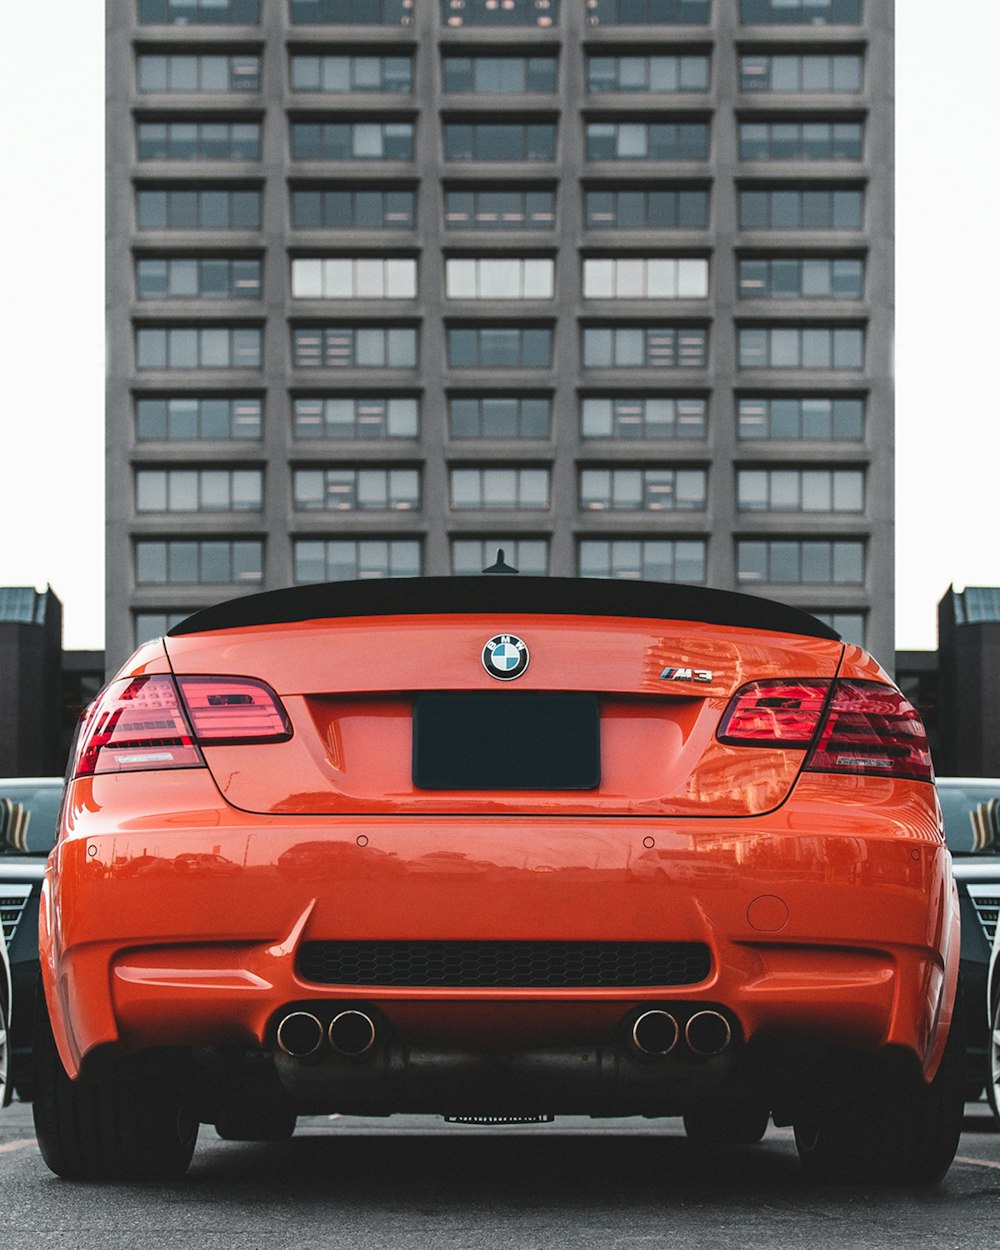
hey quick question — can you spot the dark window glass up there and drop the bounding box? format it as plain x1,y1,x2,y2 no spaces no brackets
289,54,413,92
135,539,263,584
581,395,706,439
738,256,863,299
586,0,709,23
580,466,706,511
137,120,261,161
585,187,708,229
740,53,862,93
444,123,556,161
292,395,418,438
738,187,863,229
136,256,262,299
137,187,261,229
137,53,262,92
293,538,421,583
587,54,709,93
737,538,864,585
739,0,861,24
291,186,414,229
291,122,414,160
446,327,553,368
586,122,709,161
737,326,863,369
738,120,862,161
442,56,557,94
136,326,262,369
451,539,548,576
290,0,411,22
293,466,420,511
578,538,706,583
448,395,551,438
139,0,261,23
136,395,262,440
582,325,708,368
445,187,555,230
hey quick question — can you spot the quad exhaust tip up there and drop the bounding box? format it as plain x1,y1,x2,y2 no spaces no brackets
632,1010,680,1056
631,1008,733,1057
276,1011,325,1058
328,1009,377,1057
685,1010,732,1057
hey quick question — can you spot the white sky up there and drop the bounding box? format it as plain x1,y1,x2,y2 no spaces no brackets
0,2,996,653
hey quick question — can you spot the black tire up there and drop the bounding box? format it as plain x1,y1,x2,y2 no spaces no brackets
32,988,197,1181
794,993,965,1186
988,991,1000,1127
214,1104,297,1142
683,1100,769,1145
0,990,10,1109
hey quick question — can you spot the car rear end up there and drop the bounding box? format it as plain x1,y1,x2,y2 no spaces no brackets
35,577,962,1182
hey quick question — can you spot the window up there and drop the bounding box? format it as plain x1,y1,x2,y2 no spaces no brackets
291,186,414,229
586,122,709,160
444,123,556,162
290,55,413,93
136,396,263,440
290,0,413,22
446,258,554,300
738,187,863,229
447,327,552,368
443,56,557,93
136,186,261,229
136,467,263,511
738,257,863,299
450,467,550,510
442,0,559,27
136,257,262,299
738,325,863,369
138,0,260,22
585,187,708,229
739,121,863,161
292,396,418,439
581,395,706,439
737,396,863,440
451,538,548,576
736,467,863,512
291,258,417,299
736,538,864,585
137,54,261,93
583,326,708,368
812,610,865,644
293,466,420,511
739,53,862,93
291,122,414,160
580,466,706,511
292,325,418,368
583,257,708,299
739,0,862,24
136,539,263,585
137,121,261,161
586,0,710,22
587,54,709,93
135,611,191,644
445,188,555,230
136,326,262,369
293,538,421,582
578,538,707,583
449,396,551,438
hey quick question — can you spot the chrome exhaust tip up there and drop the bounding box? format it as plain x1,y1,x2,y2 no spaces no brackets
328,1009,377,1057
276,1011,325,1058
685,1010,732,1057
631,1009,680,1056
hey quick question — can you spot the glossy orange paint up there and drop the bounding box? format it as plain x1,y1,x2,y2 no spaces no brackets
40,611,958,1100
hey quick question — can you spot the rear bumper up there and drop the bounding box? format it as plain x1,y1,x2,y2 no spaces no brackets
43,772,959,1095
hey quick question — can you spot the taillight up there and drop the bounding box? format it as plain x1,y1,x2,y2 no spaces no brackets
718,677,933,782
717,681,832,746
175,676,292,744
804,679,933,782
74,676,203,777
73,674,292,778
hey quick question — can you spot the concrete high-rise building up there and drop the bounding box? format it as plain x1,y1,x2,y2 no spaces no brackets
106,0,893,671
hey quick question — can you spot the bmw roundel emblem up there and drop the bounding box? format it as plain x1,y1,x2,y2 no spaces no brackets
482,634,530,681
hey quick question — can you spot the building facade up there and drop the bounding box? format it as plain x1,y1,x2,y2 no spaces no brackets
106,0,893,671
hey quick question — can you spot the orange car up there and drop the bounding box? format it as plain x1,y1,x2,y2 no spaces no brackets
33,576,963,1183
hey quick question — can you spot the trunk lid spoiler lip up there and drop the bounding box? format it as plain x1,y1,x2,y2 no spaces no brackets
167,577,841,643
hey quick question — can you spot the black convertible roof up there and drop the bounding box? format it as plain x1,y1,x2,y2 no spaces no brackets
167,577,841,642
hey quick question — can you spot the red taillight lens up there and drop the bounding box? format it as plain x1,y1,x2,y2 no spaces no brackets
74,676,204,777
717,680,832,746
804,679,933,782
176,676,292,744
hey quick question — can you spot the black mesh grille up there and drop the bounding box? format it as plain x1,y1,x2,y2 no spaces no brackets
297,940,711,989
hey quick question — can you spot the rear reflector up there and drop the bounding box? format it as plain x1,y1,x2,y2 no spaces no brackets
73,674,292,778
717,681,832,746
176,676,292,744
718,677,933,782
75,676,203,777
804,679,933,782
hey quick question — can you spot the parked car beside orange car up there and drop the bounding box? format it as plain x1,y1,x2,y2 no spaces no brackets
32,577,964,1183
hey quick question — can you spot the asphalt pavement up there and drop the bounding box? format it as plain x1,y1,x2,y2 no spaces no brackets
1,1099,998,1250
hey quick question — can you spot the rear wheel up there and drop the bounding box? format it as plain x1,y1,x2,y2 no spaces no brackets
794,996,965,1186
988,992,1000,1126
32,989,197,1181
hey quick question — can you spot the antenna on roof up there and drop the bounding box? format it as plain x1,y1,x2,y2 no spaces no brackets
482,548,519,575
